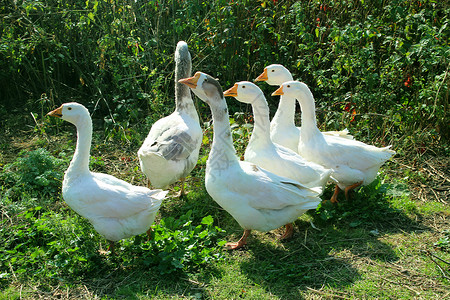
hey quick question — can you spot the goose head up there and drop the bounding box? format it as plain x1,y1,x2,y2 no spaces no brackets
179,72,223,105
223,81,264,105
255,64,293,86
272,80,310,101
47,102,90,125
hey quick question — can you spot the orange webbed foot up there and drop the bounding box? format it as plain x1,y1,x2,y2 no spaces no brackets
225,230,250,250
279,223,294,240
330,184,340,203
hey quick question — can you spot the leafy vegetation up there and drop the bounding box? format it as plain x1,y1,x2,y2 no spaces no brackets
1,0,448,146
1,149,64,199
0,0,449,299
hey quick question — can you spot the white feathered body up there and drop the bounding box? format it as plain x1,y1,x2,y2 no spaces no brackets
138,41,202,189
298,133,395,190
205,161,322,232
245,141,331,189
138,110,202,188
182,72,323,236
62,171,167,242
47,102,168,244
275,80,396,190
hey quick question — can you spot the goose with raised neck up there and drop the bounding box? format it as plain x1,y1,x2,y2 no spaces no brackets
47,102,167,254
174,41,198,121
273,81,396,203
255,64,353,153
224,81,331,189
180,72,322,250
138,41,202,196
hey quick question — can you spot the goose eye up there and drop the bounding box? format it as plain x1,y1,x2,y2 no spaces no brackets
68,107,72,110
271,70,275,72
287,85,290,88
242,85,246,89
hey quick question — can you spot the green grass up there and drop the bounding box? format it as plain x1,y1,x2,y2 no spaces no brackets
1,110,449,299
1,142,449,299
1,0,449,297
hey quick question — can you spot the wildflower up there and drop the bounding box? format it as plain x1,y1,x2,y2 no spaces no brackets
344,102,355,112
344,102,356,122
404,76,412,87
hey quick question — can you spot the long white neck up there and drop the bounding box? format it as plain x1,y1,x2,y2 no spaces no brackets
207,95,238,172
296,85,322,140
271,94,296,128
270,72,295,128
249,93,272,146
175,80,198,121
67,117,92,177
174,46,198,121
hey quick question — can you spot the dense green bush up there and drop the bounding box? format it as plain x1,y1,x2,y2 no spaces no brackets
1,148,65,199
0,0,448,147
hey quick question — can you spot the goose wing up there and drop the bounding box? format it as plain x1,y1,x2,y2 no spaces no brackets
227,162,321,211
323,137,395,171
65,174,166,219
139,113,200,161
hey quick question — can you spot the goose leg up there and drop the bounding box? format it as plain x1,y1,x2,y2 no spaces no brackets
225,230,251,250
330,184,340,203
279,223,294,240
344,181,363,201
107,240,115,255
98,241,115,255
174,177,186,198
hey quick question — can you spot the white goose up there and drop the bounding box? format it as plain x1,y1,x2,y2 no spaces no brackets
273,81,396,203
47,103,168,253
179,72,322,250
223,81,330,189
255,64,353,153
138,41,202,196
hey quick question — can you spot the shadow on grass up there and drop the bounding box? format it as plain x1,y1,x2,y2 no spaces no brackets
228,177,432,299
2,176,432,299
68,257,225,299
222,225,360,297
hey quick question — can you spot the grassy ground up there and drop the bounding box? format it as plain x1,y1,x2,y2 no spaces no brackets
0,113,449,299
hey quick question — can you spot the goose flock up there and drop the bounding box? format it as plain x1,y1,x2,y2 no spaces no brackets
47,41,395,252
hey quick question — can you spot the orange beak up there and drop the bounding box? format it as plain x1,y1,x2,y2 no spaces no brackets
272,86,284,96
47,105,63,118
254,68,268,82
179,72,201,89
223,84,238,97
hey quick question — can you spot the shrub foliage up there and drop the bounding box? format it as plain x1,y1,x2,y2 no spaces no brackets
0,0,448,145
